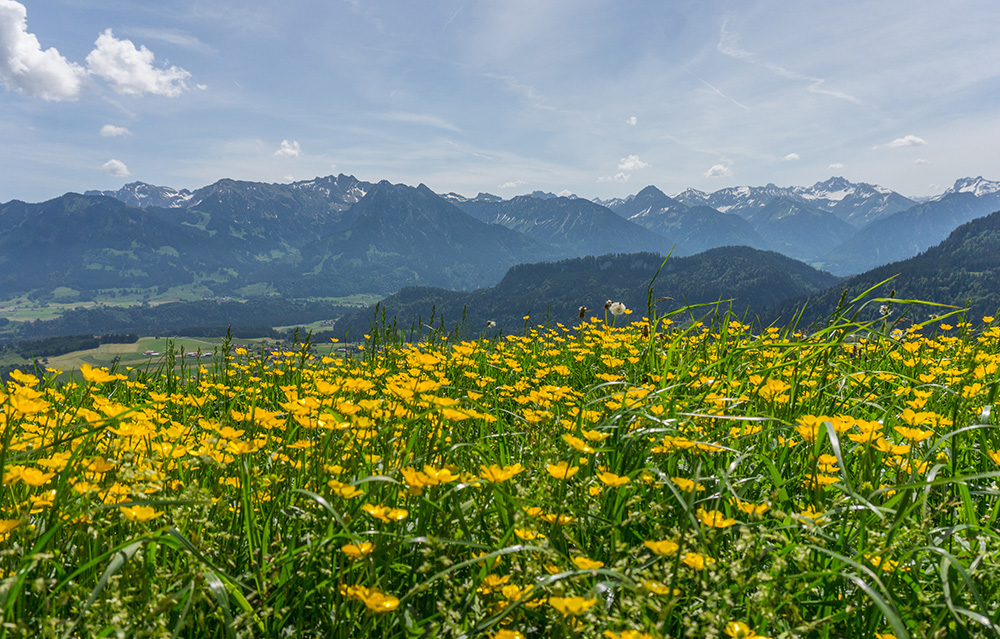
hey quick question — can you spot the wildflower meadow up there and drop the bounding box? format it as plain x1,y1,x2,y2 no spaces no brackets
2,292,1000,638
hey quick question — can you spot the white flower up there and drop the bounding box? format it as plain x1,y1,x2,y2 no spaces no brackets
609,302,627,317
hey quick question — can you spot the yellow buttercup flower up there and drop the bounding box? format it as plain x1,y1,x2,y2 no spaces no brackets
328,479,363,499
548,595,597,616
681,552,714,570
480,463,525,483
546,461,579,479
724,621,770,638
697,508,737,528
363,503,408,523
18,467,56,487
80,363,123,384
571,556,604,570
341,541,375,559
562,434,595,454
643,539,679,556
596,471,630,487
342,585,399,612
670,477,705,492
732,499,770,516
119,505,164,522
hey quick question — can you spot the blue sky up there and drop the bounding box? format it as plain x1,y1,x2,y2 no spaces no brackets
3,0,1000,203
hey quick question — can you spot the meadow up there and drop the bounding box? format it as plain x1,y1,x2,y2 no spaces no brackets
1,294,1000,638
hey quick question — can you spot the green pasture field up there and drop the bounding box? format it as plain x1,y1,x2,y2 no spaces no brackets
3,299,1000,638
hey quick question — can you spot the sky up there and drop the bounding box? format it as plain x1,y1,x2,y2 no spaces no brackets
3,0,1000,203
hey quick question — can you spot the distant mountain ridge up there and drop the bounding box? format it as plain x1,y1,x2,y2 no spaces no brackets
333,246,842,340
451,194,666,257
767,207,1000,327
4,173,999,303
673,176,916,227
816,177,1000,275
604,185,769,256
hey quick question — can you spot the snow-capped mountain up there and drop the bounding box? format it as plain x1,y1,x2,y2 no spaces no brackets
291,174,369,206
791,177,916,227
937,176,1000,199
672,177,913,228
607,185,769,256
441,192,503,205
673,183,793,217
85,182,193,208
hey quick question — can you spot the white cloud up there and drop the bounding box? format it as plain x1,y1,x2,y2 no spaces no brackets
782,153,800,161
274,139,302,158
101,158,131,177
914,158,929,165
499,179,526,189
618,154,648,171
0,0,85,101
829,163,845,169
704,164,730,178
556,189,573,197
875,135,928,149
86,28,190,97
626,116,637,126
100,124,131,137
598,172,630,183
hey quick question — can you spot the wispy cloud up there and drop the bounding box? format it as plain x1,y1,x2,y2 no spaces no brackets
687,70,750,111
376,111,462,133
782,153,800,161
499,179,526,189
626,116,637,126
122,28,213,53
597,172,630,183
717,19,861,105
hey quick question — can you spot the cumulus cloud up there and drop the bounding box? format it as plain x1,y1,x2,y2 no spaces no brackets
499,179,527,189
829,163,845,170
557,189,574,197
874,135,928,149
101,158,131,177
100,124,131,137
782,153,800,162
618,154,648,171
274,139,302,158
704,164,730,178
914,158,929,165
0,0,85,100
86,28,190,97
626,116,637,126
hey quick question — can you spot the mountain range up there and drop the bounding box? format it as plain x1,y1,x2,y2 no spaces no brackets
338,208,1000,339
0,173,997,302
770,207,1000,328
333,246,843,341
